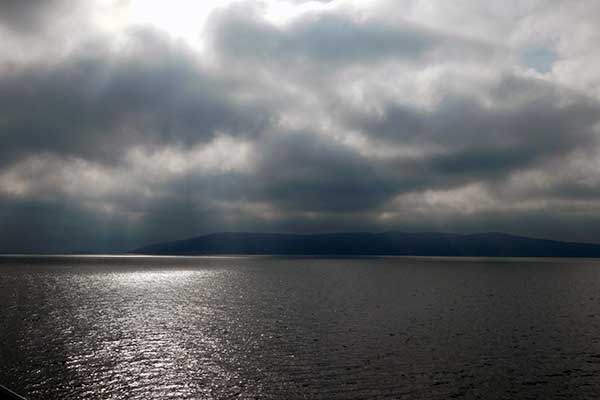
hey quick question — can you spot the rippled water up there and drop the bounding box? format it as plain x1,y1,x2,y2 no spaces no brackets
1,256,600,399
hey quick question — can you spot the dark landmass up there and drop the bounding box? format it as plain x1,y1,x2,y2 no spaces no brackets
132,232,600,257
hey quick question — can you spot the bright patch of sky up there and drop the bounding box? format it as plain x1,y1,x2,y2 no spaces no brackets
521,46,557,73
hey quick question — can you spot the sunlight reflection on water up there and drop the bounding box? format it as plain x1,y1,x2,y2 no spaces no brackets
65,269,241,399
3,256,600,399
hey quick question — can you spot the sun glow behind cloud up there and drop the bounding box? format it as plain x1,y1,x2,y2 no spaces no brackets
126,0,232,43
125,0,338,44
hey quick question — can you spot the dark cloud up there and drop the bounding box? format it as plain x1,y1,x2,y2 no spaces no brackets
0,0,64,33
252,132,398,211
0,194,134,253
350,76,600,181
1,1,600,252
0,29,272,167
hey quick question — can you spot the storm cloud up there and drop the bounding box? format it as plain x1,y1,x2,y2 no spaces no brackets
1,0,600,252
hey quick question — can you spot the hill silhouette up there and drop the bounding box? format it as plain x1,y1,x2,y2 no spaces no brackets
132,232,600,257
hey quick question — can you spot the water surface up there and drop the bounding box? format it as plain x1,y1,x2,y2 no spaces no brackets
1,256,600,399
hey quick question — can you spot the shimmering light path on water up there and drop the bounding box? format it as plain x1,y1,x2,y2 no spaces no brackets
2,256,600,399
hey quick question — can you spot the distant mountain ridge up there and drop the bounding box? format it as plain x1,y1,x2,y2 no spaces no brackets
132,232,600,257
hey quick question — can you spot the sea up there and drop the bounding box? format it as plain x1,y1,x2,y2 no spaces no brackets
1,255,600,399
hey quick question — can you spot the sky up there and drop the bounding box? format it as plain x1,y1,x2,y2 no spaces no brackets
1,0,600,252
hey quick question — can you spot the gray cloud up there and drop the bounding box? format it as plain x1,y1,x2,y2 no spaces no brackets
0,0,68,33
0,29,272,167
208,5,497,70
252,132,399,211
2,1,600,252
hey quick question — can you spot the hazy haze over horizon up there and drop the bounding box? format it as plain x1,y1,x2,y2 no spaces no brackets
2,1,600,253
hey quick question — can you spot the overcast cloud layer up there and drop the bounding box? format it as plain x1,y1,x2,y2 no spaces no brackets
2,0,600,252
